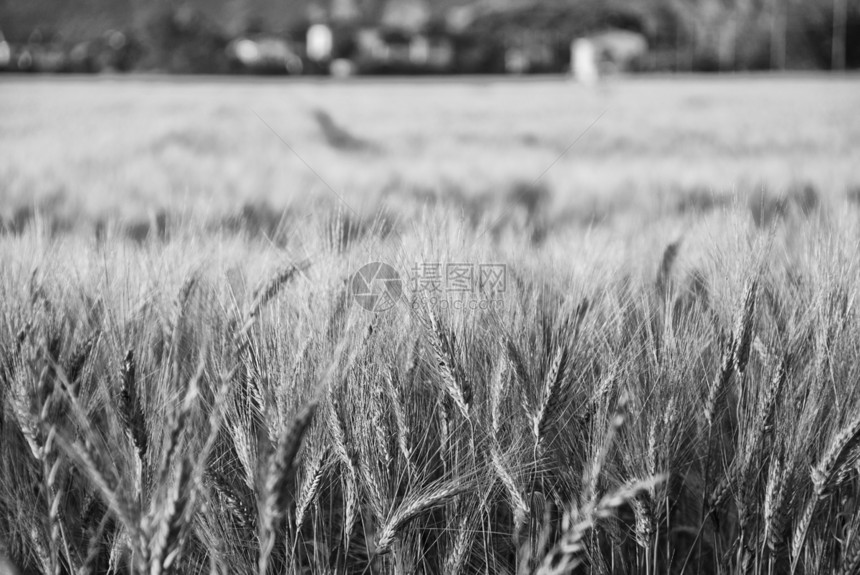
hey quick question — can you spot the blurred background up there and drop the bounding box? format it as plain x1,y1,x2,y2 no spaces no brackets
1,0,858,248
1,0,858,76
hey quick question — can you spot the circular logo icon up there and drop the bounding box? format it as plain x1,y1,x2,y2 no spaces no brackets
350,262,403,312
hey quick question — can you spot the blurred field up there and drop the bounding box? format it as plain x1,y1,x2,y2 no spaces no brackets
3,75,860,575
1,75,858,229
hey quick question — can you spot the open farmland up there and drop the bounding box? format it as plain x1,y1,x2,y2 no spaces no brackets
2,76,859,225
2,75,860,575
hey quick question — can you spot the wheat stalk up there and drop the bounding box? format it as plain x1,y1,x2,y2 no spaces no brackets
490,351,508,438
169,274,198,337
383,369,415,476
582,394,627,508
369,382,392,469
704,331,734,428
741,353,788,472
421,303,470,419
324,394,357,547
631,495,655,550
506,338,531,391
118,349,147,462
359,455,387,521
42,424,64,575
154,360,202,490
373,480,466,555
9,378,43,460
27,524,53,575
792,410,860,571
258,400,317,575
533,345,569,453
811,409,860,492
763,449,788,553
64,328,100,395
837,522,860,575
732,279,758,375
210,471,255,531
241,263,307,338
148,458,195,575
754,353,787,435
79,512,111,575
707,342,776,512
537,476,665,575
294,446,328,532
490,444,528,530
655,239,681,296
52,434,138,538
444,512,473,575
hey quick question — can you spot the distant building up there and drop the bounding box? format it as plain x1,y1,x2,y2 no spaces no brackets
572,38,598,84
307,23,334,61
572,29,648,83
0,30,10,69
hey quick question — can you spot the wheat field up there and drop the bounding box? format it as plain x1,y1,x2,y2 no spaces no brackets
2,75,860,575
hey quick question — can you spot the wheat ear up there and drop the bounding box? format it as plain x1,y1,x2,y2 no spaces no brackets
763,448,790,553
118,349,147,462
791,410,860,570
490,444,529,530
64,328,100,395
421,304,470,419
655,239,681,296
732,279,758,375
325,394,357,547
373,480,466,555
444,512,474,575
383,369,415,476
811,410,860,492
490,351,508,437
241,263,306,337
741,353,788,472
295,446,328,532
533,345,569,452
258,400,317,575
537,476,665,575
154,361,202,489
148,458,194,575
837,524,860,575
704,331,733,428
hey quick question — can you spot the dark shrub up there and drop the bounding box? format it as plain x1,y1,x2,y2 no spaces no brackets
139,5,230,73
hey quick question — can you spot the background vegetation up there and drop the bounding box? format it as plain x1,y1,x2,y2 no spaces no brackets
1,0,859,73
